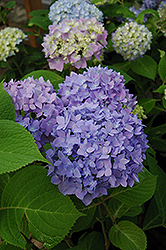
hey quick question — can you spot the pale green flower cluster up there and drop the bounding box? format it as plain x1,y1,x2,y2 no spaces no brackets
112,22,153,61
132,104,147,120
157,1,166,19
0,27,27,61
157,1,166,37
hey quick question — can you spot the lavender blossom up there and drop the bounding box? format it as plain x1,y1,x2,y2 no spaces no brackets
3,77,63,149
42,17,107,71
46,66,148,205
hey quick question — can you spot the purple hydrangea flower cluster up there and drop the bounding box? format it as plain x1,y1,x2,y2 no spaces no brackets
46,66,148,205
42,17,107,71
3,77,63,149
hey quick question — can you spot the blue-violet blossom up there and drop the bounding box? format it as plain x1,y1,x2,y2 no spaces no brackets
46,66,148,205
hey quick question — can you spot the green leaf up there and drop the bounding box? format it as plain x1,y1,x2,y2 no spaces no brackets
50,242,68,250
130,55,157,80
5,1,16,9
147,154,166,224
100,4,122,18
109,221,147,250
23,52,46,65
71,232,105,250
136,9,159,23
116,7,136,19
107,66,133,83
143,198,163,230
0,81,16,121
109,168,157,206
162,96,166,109
0,166,83,249
22,70,64,90
148,137,166,152
29,9,49,17
0,242,22,250
139,98,156,114
158,49,165,58
153,84,166,94
28,16,51,30
158,54,166,82
108,198,142,219
70,196,96,233
0,172,11,198
0,120,49,174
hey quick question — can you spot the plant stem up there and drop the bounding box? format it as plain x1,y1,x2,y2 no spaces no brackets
101,197,116,225
98,205,108,248
12,58,23,76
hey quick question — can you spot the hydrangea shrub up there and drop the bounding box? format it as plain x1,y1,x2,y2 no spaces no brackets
112,22,153,61
0,27,27,61
42,17,107,71
46,66,148,205
48,0,103,25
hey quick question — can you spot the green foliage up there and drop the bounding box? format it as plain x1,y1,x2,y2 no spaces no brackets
158,53,166,83
146,124,166,152
147,154,166,226
70,196,96,233
0,242,22,250
28,9,51,30
70,232,105,250
109,221,147,250
135,9,159,24
139,98,156,114
0,81,16,121
22,70,64,90
108,198,142,219
130,55,157,80
0,120,49,174
109,168,157,206
0,166,83,249
116,7,136,19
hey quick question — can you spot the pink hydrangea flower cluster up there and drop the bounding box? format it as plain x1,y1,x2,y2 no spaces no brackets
42,17,107,71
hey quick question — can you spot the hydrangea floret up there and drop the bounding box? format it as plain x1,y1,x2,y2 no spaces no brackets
111,21,153,61
46,66,148,205
42,17,107,71
157,0,166,18
156,1,166,36
132,104,147,120
3,77,63,149
0,27,27,61
48,0,103,25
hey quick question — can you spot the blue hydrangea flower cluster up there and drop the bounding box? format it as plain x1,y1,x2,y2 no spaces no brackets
112,22,153,61
46,66,148,205
48,0,103,25
3,77,63,149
